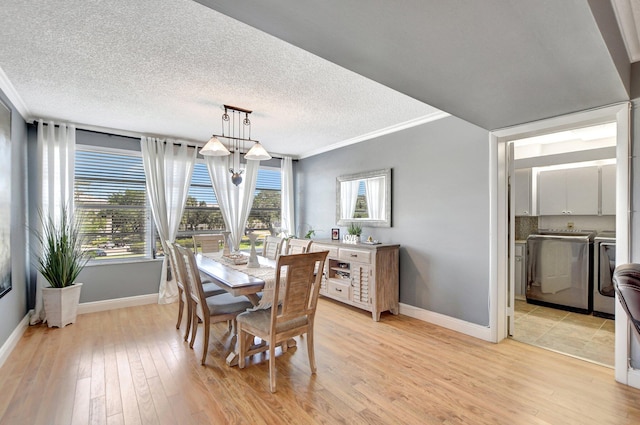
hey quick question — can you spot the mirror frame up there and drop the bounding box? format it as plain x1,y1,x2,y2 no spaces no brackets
336,168,392,227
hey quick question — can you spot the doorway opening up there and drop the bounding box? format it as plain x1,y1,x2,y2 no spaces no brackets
490,102,631,384
508,122,617,366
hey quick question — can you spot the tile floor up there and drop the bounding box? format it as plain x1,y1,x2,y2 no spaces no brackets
512,299,615,367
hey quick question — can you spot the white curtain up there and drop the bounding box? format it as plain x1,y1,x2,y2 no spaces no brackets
31,120,76,325
205,151,259,250
141,137,196,304
365,176,385,220
341,180,360,220
280,156,295,237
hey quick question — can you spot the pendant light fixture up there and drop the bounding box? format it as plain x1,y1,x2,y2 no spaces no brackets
200,105,272,185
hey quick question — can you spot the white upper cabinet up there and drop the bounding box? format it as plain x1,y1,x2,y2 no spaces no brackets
601,164,616,215
538,166,599,215
514,169,532,216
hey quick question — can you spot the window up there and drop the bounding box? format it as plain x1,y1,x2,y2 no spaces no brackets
74,148,152,260
171,163,281,251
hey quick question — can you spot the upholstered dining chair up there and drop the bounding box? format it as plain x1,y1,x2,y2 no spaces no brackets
284,238,313,255
193,234,225,255
237,250,329,392
613,263,640,337
166,242,226,342
175,244,254,365
262,236,284,260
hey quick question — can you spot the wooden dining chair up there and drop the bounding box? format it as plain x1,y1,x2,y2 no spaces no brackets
175,244,254,365
166,242,226,342
193,234,225,254
262,236,284,260
237,250,329,392
284,238,313,255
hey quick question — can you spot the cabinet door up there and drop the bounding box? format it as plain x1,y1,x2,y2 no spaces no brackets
601,164,616,215
350,263,371,306
538,169,566,215
565,166,599,215
514,255,523,297
514,169,532,216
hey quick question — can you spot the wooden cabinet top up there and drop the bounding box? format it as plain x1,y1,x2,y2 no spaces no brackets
311,239,399,251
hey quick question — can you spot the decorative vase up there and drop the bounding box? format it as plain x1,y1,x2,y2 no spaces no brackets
222,230,232,256
247,233,260,268
41,282,83,328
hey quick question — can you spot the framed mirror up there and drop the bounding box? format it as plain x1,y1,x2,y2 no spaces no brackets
336,168,391,227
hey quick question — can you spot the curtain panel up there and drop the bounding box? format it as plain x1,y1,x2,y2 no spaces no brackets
205,152,259,250
141,137,196,304
280,156,295,237
31,120,76,325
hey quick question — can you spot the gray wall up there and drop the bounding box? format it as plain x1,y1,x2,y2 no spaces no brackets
0,90,29,345
297,115,491,325
76,260,161,303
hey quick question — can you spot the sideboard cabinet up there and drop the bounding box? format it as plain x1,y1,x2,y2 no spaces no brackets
310,240,399,321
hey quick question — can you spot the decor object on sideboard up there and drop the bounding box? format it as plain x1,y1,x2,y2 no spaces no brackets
200,105,272,186
34,206,88,328
343,223,362,244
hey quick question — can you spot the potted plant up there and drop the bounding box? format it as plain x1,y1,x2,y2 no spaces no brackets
348,223,362,242
34,207,88,328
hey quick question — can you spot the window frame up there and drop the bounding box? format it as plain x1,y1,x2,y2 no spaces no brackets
74,144,156,264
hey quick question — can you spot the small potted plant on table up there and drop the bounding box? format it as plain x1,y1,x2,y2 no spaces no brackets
35,207,88,328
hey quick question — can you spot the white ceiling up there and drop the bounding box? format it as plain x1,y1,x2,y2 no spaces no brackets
1,1,638,159
198,0,633,131
0,0,443,159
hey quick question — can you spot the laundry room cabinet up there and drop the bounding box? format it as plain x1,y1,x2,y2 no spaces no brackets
514,242,526,298
514,168,532,216
537,166,599,215
601,164,616,215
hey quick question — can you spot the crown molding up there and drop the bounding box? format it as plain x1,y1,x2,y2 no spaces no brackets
298,111,450,159
0,66,30,119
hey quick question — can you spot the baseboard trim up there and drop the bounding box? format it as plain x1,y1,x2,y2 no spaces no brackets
77,293,159,315
0,312,31,370
399,303,492,342
627,368,640,389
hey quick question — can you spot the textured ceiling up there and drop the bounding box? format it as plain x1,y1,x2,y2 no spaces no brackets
0,0,443,158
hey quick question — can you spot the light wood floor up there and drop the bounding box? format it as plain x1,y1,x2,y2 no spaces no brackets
2,298,640,425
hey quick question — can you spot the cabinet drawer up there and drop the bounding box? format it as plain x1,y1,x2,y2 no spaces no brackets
312,243,338,258
338,248,371,263
327,279,351,300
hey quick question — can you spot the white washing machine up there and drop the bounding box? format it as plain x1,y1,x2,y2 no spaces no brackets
593,231,616,319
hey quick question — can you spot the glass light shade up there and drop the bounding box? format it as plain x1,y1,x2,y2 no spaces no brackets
244,141,272,160
200,136,231,156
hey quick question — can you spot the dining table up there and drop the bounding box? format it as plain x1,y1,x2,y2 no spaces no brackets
195,252,294,366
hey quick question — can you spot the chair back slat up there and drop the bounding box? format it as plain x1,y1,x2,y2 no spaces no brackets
284,238,313,255
263,236,284,260
272,251,328,325
176,244,207,314
193,234,224,254
166,242,184,291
